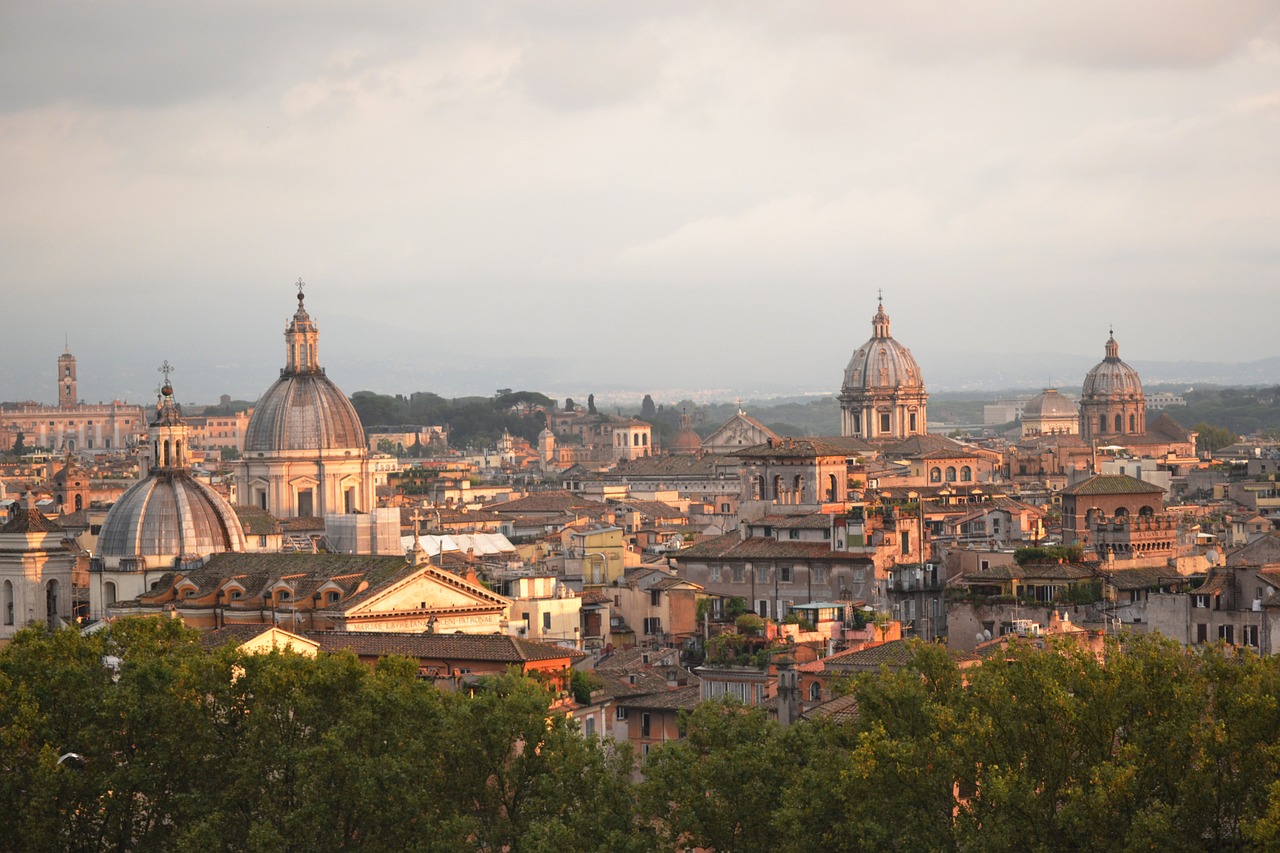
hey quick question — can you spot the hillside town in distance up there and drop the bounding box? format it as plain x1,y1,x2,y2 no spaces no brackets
6,284,1278,731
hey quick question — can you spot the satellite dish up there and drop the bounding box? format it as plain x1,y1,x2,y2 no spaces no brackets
983,629,992,641
1206,549,1220,566
976,632,985,643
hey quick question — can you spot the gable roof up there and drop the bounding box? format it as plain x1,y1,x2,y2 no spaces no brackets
1061,474,1164,496
303,631,584,663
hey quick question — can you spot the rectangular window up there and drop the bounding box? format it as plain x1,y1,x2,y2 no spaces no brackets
901,531,910,555
880,413,891,433
1196,623,1208,644
909,412,917,432
813,566,827,584
641,713,651,738
542,612,551,631
779,566,792,583
731,566,744,584
789,529,800,540
758,599,769,618
755,566,769,584
710,565,722,582
651,590,661,606
1219,624,1235,644
616,706,627,720
1245,625,1260,647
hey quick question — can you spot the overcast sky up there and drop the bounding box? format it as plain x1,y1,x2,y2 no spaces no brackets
2,2,1278,406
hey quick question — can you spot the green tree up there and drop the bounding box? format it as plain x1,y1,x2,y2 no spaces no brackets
1195,422,1237,454
640,394,657,420
640,701,797,853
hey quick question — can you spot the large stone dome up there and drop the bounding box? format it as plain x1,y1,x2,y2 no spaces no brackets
1024,388,1078,420
244,372,365,453
243,290,366,454
98,470,247,559
841,303,924,393
1082,334,1143,399
98,376,246,562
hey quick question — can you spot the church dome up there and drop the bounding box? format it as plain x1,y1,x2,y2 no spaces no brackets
97,470,247,559
244,373,365,453
98,374,246,560
1024,388,1078,419
669,410,702,455
243,289,366,454
1082,333,1143,399
841,302,924,393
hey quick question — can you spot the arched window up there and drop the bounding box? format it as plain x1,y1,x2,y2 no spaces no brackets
960,466,972,482
773,475,783,500
633,434,640,447
1114,413,1123,433
930,467,942,483
642,434,648,446
809,681,822,702
1129,413,1136,432
2,580,13,626
103,581,117,607
945,467,957,483
828,473,839,502
793,475,804,502
74,494,83,512
163,439,171,467
1139,505,1154,517
46,579,60,623
1100,414,1107,433
755,476,766,500
1115,506,1128,517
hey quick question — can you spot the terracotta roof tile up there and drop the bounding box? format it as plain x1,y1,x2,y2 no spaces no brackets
304,631,584,663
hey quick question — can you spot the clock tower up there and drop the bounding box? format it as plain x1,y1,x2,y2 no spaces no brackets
57,348,77,410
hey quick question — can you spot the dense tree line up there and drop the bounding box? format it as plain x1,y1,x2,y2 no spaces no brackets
349,390,555,450
7,622,1280,851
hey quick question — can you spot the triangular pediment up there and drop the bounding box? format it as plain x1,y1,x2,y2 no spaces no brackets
344,566,511,617
703,412,779,451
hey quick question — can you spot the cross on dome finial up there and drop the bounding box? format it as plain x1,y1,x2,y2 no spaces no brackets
296,277,306,303
158,360,175,394
877,287,883,305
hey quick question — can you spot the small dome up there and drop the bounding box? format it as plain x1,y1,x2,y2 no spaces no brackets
1024,389,1078,419
841,302,924,393
1082,334,1143,399
98,471,246,559
670,428,702,454
244,373,365,453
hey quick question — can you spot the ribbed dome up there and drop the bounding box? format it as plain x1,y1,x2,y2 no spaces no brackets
244,372,365,453
1024,388,1078,419
842,303,924,393
98,470,246,559
670,428,702,454
1082,334,1143,399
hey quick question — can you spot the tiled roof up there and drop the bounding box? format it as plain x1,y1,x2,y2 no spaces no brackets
234,505,282,536
962,562,1096,582
611,499,685,519
876,434,972,458
1061,474,1164,496
492,491,608,515
676,533,864,562
200,623,277,649
605,455,725,478
801,692,860,723
596,647,681,671
758,512,832,530
1102,567,1182,590
0,508,65,535
731,437,866,459
618,685,703,711
304,631,584,663
824,640,978,671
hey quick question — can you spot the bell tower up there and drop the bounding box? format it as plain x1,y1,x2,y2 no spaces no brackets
57,347,77,410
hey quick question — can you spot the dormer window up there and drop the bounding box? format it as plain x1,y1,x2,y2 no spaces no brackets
230,590,243,600
278,590,290,601
328,591,341,604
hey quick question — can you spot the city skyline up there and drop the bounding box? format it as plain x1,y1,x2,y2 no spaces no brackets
3,2,1278,404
